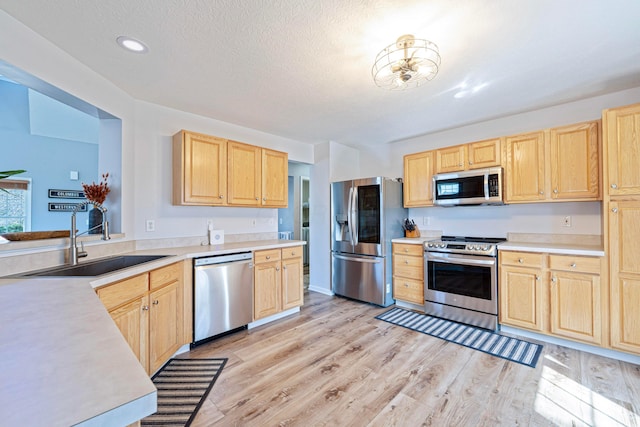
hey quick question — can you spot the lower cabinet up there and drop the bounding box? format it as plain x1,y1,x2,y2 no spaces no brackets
499,250,604,346
392,243,424,305
254,246,303,320
97,262,185,374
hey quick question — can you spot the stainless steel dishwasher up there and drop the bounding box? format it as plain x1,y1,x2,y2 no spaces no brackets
193,252,253,345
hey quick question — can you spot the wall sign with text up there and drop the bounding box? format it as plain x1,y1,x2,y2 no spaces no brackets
48,203,88,212
48,189,85,199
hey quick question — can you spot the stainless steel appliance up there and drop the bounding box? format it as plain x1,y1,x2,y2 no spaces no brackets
424,236,506,330
433,167,503,206
193,252,253,345
331,177,406,307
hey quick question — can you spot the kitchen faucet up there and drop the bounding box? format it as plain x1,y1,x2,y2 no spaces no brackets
69,201,110,265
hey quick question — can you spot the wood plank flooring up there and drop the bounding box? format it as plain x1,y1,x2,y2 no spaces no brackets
182,291,640,426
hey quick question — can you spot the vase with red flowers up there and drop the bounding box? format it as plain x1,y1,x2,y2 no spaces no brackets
82,173,110,234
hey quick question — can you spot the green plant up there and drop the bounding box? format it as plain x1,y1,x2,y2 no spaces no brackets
0,170,26,194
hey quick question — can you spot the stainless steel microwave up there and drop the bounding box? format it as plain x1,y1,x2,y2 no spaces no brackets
433,167,504,206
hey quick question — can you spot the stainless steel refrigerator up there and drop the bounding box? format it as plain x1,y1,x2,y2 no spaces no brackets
330,177,406,307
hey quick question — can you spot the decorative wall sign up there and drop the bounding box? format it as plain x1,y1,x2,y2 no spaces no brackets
48,189,85,199
48,203,88,212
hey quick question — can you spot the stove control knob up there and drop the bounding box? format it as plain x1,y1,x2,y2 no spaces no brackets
427,243,433,248
483,245,490,251
439,243,446,248
471,245,478,250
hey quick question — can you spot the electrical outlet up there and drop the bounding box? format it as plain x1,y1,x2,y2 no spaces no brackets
145,219,155,232
562,216,572,227
423,216,431,226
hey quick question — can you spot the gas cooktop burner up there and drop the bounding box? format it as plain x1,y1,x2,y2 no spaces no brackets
425,236,507,256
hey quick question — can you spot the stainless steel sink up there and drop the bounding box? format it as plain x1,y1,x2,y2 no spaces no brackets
22,255,171,277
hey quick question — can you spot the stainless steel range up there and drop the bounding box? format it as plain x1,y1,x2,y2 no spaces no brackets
424,236,506,330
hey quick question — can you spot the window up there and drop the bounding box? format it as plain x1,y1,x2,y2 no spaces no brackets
0,179,31,233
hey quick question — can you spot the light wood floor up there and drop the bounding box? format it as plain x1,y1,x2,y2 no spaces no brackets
183,291,640,426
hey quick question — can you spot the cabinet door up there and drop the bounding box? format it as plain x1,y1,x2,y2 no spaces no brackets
609,200,640,354
499,265,545,331
109,295,149,374
504,131,546,202
254,261,282,319
467,138,501,169
173,131,227,205
282,257,303,310
403,151,434,207
549,271,602,345
604,103,640,196
149,282,181,373
550,121,600,200
436,145,465,173
262,148,288,207
228,141,261,206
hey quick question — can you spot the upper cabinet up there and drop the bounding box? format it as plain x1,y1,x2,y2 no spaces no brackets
549,121,600,200
173,130,288,208
604,103,640,197
403,150,434,207
435,138,501,174
173,131,227,205
504,131,547,203
504,120,601,204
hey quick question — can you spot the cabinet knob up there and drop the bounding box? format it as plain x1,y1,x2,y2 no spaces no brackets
142,305,149,311
612,208,618,213
283,265,287,270
266,255,271,260
551,276,557,283
553,189,558,194
219,195,224,198
570,263,576,268
611,183,618,189
404,260,409,264
404,283,409,287
276,267,280,271
539,191,544,195
255,197,259,200
153,300,159,305
535,275,540,281
263,197,266,201
469,161,473,165
291,251,295,256
459,163,463,167
404,248,409,252
518,258,524,263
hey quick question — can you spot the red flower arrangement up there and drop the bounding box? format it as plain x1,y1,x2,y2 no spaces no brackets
82,173,111,204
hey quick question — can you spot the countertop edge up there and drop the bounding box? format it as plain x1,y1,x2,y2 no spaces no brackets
498,242,605,257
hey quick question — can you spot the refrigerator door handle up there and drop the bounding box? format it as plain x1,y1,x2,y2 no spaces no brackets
333,254,382,263
347,186,354,246
351,186,358,245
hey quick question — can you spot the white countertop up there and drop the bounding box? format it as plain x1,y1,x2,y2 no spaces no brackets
498,241,605,257
391,237,433,245
0,239,305,425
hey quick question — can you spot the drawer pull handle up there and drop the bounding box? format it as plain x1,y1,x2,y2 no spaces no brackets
570,263,576,268
518,258,524,263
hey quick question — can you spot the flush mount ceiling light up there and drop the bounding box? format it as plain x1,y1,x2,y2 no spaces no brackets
372,34,440,90
116,36,149,53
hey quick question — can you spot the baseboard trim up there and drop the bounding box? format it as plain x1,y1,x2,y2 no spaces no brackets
248,306,300,329
308,285,333,296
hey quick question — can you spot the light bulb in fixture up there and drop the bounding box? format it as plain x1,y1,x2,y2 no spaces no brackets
116,36,148,53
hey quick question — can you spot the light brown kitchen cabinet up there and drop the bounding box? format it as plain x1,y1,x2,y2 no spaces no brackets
608,200,640,354
254,246,303,320
548,254,603,345
261,148,288,207
499,251,546,331
96,262,185,374
173,130,288,207
435,145,465,174
503,131,547,203
467,138,502,170
604,103,640,197
172,130,227,205
403,150,434,207
227,140,262,206
435,139,502,174
392,243,424,305
549,121,600,200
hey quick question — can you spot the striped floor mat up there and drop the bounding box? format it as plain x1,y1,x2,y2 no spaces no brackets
142,358,227,427
376,307,542,368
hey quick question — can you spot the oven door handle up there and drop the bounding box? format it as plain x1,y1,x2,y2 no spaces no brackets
426,253,496,267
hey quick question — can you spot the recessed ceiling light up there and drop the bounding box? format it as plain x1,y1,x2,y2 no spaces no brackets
116,36,148,53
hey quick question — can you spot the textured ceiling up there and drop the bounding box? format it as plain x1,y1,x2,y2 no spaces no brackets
2,0,640,147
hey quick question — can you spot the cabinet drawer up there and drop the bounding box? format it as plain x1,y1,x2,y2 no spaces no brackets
500,251,545,268
97,273,149,311
393,254,424,280
282,246,303,260
393,277,424,304
150,262,181,290
549,254,601,275
393,243,424,257
254,249,282,264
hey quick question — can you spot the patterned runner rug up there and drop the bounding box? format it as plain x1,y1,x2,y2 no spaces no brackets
376,307,542,368
142,358,227,426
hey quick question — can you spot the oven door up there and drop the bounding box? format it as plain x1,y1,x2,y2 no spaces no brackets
425,251,497,315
